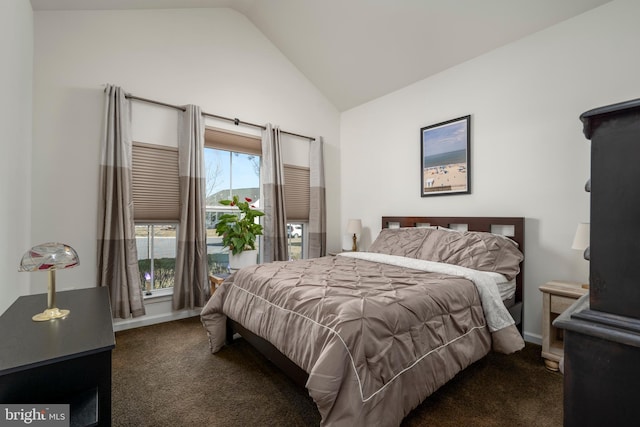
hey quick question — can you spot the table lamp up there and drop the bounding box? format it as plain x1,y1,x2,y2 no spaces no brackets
571,223,589,289
572,222,590,261
346,219,362,252
18,242,79,321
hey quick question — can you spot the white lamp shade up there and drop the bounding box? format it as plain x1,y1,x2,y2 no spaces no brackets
571,223,590,251
346,219,362,235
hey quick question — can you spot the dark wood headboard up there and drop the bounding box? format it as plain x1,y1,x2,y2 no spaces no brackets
381,216,525,310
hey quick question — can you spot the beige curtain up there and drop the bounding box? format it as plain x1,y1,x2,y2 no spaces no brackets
308,137,327,258
97,85,146,318
173,105,208,309
261,124,288,262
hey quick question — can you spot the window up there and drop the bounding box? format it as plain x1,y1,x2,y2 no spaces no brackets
204,130,261,273
131,142,180,296
204,127,313,263
284,165,310,260
135,223,178,296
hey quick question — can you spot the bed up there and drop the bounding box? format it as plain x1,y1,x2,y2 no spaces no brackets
201,216,525,426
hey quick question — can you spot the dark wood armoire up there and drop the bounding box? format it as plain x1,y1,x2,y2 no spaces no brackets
555,98,640,427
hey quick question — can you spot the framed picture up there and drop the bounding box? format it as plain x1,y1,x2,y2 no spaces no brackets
420,115,470,196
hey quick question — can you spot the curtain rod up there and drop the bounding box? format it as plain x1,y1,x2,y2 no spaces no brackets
125,94,315,141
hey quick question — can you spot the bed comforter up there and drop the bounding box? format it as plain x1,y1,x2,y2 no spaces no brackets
201,249,524,426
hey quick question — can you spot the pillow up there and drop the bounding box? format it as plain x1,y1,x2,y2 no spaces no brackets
416,228,523,280
435,225,519,246
368,228,431,258
370,227,523,280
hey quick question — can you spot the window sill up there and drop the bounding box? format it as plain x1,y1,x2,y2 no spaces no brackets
143,288,173,303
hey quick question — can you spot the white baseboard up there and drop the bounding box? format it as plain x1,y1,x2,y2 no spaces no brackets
113,307,201,332
524,331,542,345
112,291,202,332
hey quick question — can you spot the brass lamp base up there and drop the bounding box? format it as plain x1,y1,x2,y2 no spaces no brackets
32,307,70,322
32,270,69,321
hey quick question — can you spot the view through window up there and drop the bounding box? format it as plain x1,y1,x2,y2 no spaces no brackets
136,223,177,295
287,222,305,260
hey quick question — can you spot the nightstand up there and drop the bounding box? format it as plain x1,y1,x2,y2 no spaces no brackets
209,273,230,295
0,288,114,426
539,280,589,371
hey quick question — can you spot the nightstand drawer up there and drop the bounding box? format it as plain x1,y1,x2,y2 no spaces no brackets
551,294,578,314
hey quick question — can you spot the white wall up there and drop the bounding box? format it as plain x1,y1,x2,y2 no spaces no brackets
0,0,32,314
28,2,639,338
32,9,340,322
340,0,639,342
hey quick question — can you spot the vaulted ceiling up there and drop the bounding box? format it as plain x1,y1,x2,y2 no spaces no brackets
30,0,612,111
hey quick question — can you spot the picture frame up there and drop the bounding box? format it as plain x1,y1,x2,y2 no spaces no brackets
420,115,471,196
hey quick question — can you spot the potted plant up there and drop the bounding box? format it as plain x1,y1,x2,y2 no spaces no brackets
215,195,264,270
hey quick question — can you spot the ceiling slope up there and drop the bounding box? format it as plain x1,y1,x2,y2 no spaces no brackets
30,0,612,111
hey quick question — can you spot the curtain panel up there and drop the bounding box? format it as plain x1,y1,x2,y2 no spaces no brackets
173,105,208,310
308,137,327,258
97,85,146,319
261,124,288,262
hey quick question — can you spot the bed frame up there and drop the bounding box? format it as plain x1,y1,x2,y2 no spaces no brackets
226,216,525,389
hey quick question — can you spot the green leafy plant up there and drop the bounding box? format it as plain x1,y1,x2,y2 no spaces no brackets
215,195,264,255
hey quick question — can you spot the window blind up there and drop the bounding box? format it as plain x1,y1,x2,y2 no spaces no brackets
204,127,261,155
131,141,180,222
284,164,310,221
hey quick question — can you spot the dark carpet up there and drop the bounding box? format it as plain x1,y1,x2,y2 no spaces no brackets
112,317,562,426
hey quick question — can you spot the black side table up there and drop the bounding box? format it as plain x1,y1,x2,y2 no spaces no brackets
0,287,115,426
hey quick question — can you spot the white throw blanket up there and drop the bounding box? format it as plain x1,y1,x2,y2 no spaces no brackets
337,252,515,332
